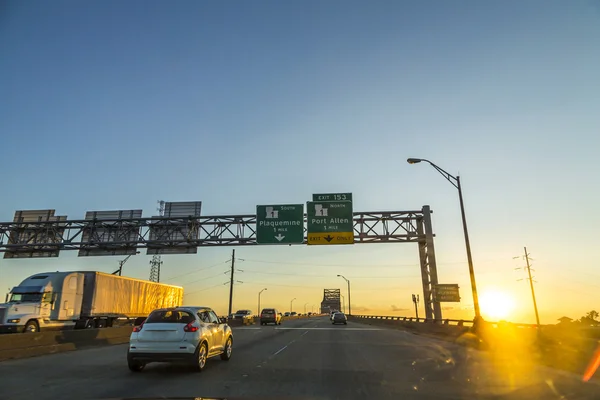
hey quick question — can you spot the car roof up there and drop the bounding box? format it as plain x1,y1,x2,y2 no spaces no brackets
178,306,213,312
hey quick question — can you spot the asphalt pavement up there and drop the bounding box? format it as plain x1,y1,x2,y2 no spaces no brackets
0,316,597,399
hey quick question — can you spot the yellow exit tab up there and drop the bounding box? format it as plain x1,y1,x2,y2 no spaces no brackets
307,232,354,245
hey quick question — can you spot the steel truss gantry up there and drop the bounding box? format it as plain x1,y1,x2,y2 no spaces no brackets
0,205,442,319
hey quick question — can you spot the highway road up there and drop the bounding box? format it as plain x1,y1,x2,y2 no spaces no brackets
0,316,597,399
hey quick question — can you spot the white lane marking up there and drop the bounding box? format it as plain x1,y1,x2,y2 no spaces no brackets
275,327,382,331
300,330,309,337
272,345,288,356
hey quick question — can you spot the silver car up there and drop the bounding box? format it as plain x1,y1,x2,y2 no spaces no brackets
127,306,233,372
332,312,348,325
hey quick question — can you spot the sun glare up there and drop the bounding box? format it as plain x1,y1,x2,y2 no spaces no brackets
479,290,515,321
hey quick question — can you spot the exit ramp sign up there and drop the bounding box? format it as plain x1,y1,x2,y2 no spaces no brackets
307,200,354,245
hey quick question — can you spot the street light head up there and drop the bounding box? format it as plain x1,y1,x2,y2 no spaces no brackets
407,158,423,164
337,274,341,277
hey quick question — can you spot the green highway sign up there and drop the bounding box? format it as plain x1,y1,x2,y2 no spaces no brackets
306,200,354,245
256,204,304,244
433,284,461,302
312,193,352,202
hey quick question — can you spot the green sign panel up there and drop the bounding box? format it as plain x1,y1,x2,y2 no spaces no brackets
306,201,354,245
312,193,352,202
256,204,304,244
433,284,461,302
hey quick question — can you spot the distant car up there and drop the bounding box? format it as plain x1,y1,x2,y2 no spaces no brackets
260,308,282,325
290,311,297,316
233,309,252,319
332,312,347,325
284,312,290,317
127,306,233,372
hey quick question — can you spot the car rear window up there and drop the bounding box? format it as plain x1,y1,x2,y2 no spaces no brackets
262,309,275,314
146,310,194,324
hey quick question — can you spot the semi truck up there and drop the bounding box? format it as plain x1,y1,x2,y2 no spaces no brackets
0,271,183,333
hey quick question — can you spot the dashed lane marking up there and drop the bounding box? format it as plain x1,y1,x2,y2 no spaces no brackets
274,327,382,331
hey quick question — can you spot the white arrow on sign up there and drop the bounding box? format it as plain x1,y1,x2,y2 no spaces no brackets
275,234,285,242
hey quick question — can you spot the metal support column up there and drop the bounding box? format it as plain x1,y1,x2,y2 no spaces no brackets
417,205,442,320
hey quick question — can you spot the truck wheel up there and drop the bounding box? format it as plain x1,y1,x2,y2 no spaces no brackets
24,320,39,333
220,336,232,361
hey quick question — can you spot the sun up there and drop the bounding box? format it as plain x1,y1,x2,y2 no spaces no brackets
479,290,515,321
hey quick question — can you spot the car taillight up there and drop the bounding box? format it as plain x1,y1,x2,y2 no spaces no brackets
184,322,198,332
133,322,144,332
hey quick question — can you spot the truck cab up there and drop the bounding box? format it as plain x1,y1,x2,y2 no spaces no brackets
0,272,83,333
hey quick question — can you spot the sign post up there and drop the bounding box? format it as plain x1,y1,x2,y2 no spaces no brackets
256,204,304,244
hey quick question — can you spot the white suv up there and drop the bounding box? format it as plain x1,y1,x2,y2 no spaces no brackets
127,306,233,372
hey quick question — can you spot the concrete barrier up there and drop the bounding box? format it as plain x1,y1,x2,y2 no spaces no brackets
349,315,469,340
0,326,132,362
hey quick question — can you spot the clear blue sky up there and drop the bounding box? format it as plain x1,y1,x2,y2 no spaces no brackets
1,1,599,322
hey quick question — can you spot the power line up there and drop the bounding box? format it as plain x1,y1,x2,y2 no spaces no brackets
161,260,230,282
242,280,326,289
239,258,492,268
185,270,229,286
239,258,417,268
241,268,421,279
185,283,227,296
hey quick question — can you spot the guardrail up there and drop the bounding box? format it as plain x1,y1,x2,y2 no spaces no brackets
351,314,542,330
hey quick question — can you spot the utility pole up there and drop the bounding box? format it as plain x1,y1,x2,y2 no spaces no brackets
228,249,235,316
412,294,420,320
515,247,540,327
524,247,540,327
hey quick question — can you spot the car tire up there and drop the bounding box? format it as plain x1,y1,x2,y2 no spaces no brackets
344,322,347,325
127,353,145,372
193,342,209,372
220,336,233,361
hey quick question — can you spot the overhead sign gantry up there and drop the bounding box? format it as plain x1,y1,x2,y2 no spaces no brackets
0,193,447,320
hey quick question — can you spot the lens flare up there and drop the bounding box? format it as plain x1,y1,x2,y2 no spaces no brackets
479,290,515,320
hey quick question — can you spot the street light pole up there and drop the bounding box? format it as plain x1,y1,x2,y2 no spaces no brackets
407,158,481,319
258,288,267,316
304,302,308,314
290,297,296,313
337,275,351,315
340,294,345,314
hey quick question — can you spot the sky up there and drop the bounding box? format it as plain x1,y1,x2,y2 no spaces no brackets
1,0,599,323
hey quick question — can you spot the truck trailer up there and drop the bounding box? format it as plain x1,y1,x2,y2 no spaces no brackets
0,271,184,333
